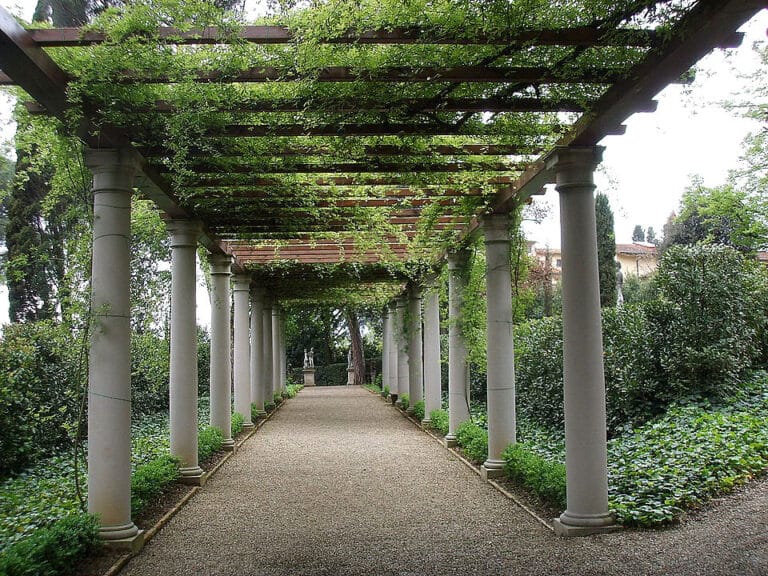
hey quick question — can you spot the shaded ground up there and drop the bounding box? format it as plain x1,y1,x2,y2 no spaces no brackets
118,386,768,576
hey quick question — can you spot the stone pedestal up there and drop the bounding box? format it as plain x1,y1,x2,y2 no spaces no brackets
546,145,616,536
303,368,316,386
84,148,142,547
347,367,355,386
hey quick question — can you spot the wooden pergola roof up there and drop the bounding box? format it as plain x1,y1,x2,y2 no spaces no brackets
0,0,762,300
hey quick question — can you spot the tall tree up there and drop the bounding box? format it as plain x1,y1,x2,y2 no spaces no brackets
646,226,658,245
595,192,617,307
632,225,645,242
346,308,366,386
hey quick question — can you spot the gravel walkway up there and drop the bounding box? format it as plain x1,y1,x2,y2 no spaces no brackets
120,386,768,576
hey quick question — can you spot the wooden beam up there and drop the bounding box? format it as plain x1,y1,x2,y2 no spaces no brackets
176,160,525,175
27,25,664,47
192,175,516,186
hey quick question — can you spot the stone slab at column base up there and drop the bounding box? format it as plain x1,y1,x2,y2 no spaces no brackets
553,515,621,538
221,440,236,452
347,368,355,385
421,418,431,429
178,465,207,486
406,406,415,415
102,529,145,553
242,422,255,431
444,434,458,448
481,460,505,481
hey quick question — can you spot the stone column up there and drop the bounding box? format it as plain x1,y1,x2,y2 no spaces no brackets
446,248,471,447
250,285,265,416
481,213,516,480
272,304,281,397
407,286,424,413
280,311,287,392
85,148,142,548
395,296,409,405
546,146,617,536
208,253,235,451
166,219,205,486
262,297,274,405
388,301,399,397
381,307,390,394
233,274,253,429
422,285,441,426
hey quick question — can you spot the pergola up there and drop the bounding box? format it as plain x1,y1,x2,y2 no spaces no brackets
0,0,762,547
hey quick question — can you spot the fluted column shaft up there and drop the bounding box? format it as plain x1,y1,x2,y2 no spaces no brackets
482,213,516,479
85,148,141,543
547,146,615,535
233,275,252,427
208,254,234,450
422,286,441,425
250,286,265,414
446,248,471,445
407,287,424,412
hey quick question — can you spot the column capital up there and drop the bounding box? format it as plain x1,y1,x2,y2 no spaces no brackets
395,295,407,309
481,212,510,243
165,219,201,248
408,284,423,300
208,253,232,276
84,147,141,174
447,246,472,270
545,146,605,191
232,274,251,292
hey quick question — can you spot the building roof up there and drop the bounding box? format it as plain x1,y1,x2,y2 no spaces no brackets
616,243,658,256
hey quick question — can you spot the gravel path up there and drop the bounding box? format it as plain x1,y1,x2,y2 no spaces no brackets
120,386,768,576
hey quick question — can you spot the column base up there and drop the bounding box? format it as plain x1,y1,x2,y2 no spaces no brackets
405,407,415,415
242,422,255,430
481,460,506,480
100,524,145,553
553,512,620,537
254,408,267,417
444,434,458,448
178,467,207,486
221,439,236,452
421,418,431,429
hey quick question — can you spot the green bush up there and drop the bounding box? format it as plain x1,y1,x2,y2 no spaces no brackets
382,386,390,398
131,455,180,515
286,384,303,398
231,412,244,436
398,393,409,411
251,403,263,422
429,409,449,436
412,400,425,421
502,444,567,509
455,421,488,464
363,382,382,394
198,426,223,462
0,513,100,576
131,331,170,416
0,321,80,476
273,391,283,405
314,363,348,386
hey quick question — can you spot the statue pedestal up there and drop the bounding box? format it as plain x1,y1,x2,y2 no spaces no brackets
303,368,316,387
347,368,355,386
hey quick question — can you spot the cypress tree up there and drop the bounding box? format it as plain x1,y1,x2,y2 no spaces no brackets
594,193,617,307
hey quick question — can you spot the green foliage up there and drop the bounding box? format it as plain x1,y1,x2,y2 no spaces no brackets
363,382,382,394
398,393,409,411
0,321,80,476
251,403,263,422
621,272,657,304
595,192,617,307
455,421,488,464
382,386,390,398
412,400,425,421
131,331,170,416
264,401,276,413
131,455,180,515
314,363,349,386
429,409,449,436
654,244,763,397
273,391,283,405
502,444,567,509
197,328,211,397
608,376,768,526
198,426,224,463
285,384,303,398
0,513,100,576
231,412,244,436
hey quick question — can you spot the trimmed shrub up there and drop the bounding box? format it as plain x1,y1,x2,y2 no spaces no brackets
0,513,100,576
412,400,425,421
0,321,80,476
502,444,567,510
198,426,223,462
315,363,348,386
231,412,244,436
286,384,303,398
429,409,449,436
399,393,409,411
455,421,488,464
273,391,283,406
264,401,276,413
131,455,180,515
382,386,390,398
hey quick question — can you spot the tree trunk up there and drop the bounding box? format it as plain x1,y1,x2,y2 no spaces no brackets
346,308,366,386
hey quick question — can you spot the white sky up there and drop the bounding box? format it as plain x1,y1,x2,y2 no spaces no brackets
0,3,766,326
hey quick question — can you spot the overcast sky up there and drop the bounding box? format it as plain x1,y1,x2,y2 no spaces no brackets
0,3,766,325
